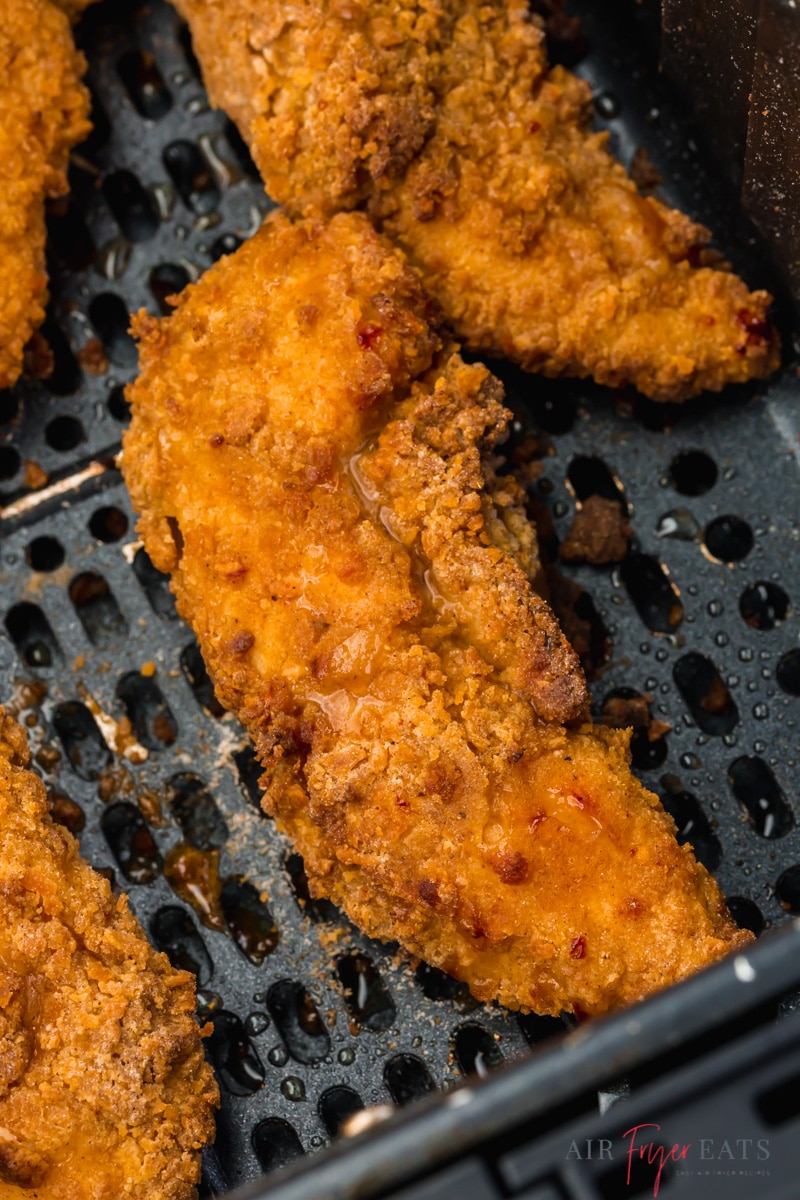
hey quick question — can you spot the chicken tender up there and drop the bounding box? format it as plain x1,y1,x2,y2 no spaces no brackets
0,0,91,390
122,210,751,1017
0,709,218,1198
172,0,778,401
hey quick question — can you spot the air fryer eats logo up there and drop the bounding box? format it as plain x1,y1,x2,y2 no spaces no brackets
566,1125,770,1198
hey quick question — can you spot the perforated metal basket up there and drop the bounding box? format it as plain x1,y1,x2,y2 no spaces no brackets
1,2,799,1196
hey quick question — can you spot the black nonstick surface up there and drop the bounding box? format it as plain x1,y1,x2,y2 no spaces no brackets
1,1,798,1195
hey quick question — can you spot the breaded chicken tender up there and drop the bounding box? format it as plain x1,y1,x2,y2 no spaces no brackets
172,0,779,401
0,709,218,1198
0,0,91,391
122,210,751,1017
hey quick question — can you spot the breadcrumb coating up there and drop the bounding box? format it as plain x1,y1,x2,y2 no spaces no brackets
122,210,751,1018
0,709,218,1199
172,0,779,400
0,0,91,390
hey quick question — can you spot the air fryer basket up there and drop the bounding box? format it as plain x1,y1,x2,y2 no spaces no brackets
1,1,799,1196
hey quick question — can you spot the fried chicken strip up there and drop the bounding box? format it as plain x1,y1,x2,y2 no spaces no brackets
122,210,751,1016
0,709,218,1199
172,0,778,401
0,0,91,390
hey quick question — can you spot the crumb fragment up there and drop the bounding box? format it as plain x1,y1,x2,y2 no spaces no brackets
559,495,631,565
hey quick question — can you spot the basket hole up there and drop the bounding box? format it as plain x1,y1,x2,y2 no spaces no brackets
620,554,683,634
103,169,159,243
52,700,111,780
210,232,243,262
41,318,81,395
207,1010,265,1095
224,119,261,180
5,602,61,670
336,953,396,1032
0,446,21,481
117,50,173,119
234,743,263,808
517,1012,566,1046
0,395,19,424
177,21,202,77
452,1024,504,1077
163,140,221,213
108,385,130,422
728,756,794,839
45,415,85,451
89,505,129,543
26,536,64,573
703,515,753,563
165,772,228,848
530,387,578,435
775,865,800,914
88,293,137,366
46,199,96,270
673,653,738,735
567,454,626,506
69,572,129,648
669,449,718,496
384,1054,435,1106
82,86,111,156
132,547,177,618
598,1146,676,1200
151,905,213,985
48,790,85,835
777,649,800,696
757,1071,800,1127
116,672,178,749
660,788,722,871
740,582,789,631
149,262,190,314
725,896,765,935
284,852,340,923
601,687,669,771
252,1118,304,1174
220,877,279,964
101,801,162,883
267,980,331,1065
180,640,224,717
318,1086,364,1136
414,962,477,1010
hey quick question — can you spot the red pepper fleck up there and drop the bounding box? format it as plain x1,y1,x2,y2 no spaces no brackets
209,433,224,447
570,935,586,959
528,120,541,134
572,1002,590,1024
356,322,383,350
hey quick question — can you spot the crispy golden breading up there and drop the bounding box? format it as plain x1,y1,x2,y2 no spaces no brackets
0,0,91,390
172,0,778,401
122,210,751,1017
0,710,218,1199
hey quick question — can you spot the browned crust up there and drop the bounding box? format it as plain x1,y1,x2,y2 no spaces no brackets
0,709,218,1199
122,210,751,1019
0,0,92,389
173,0,779,401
